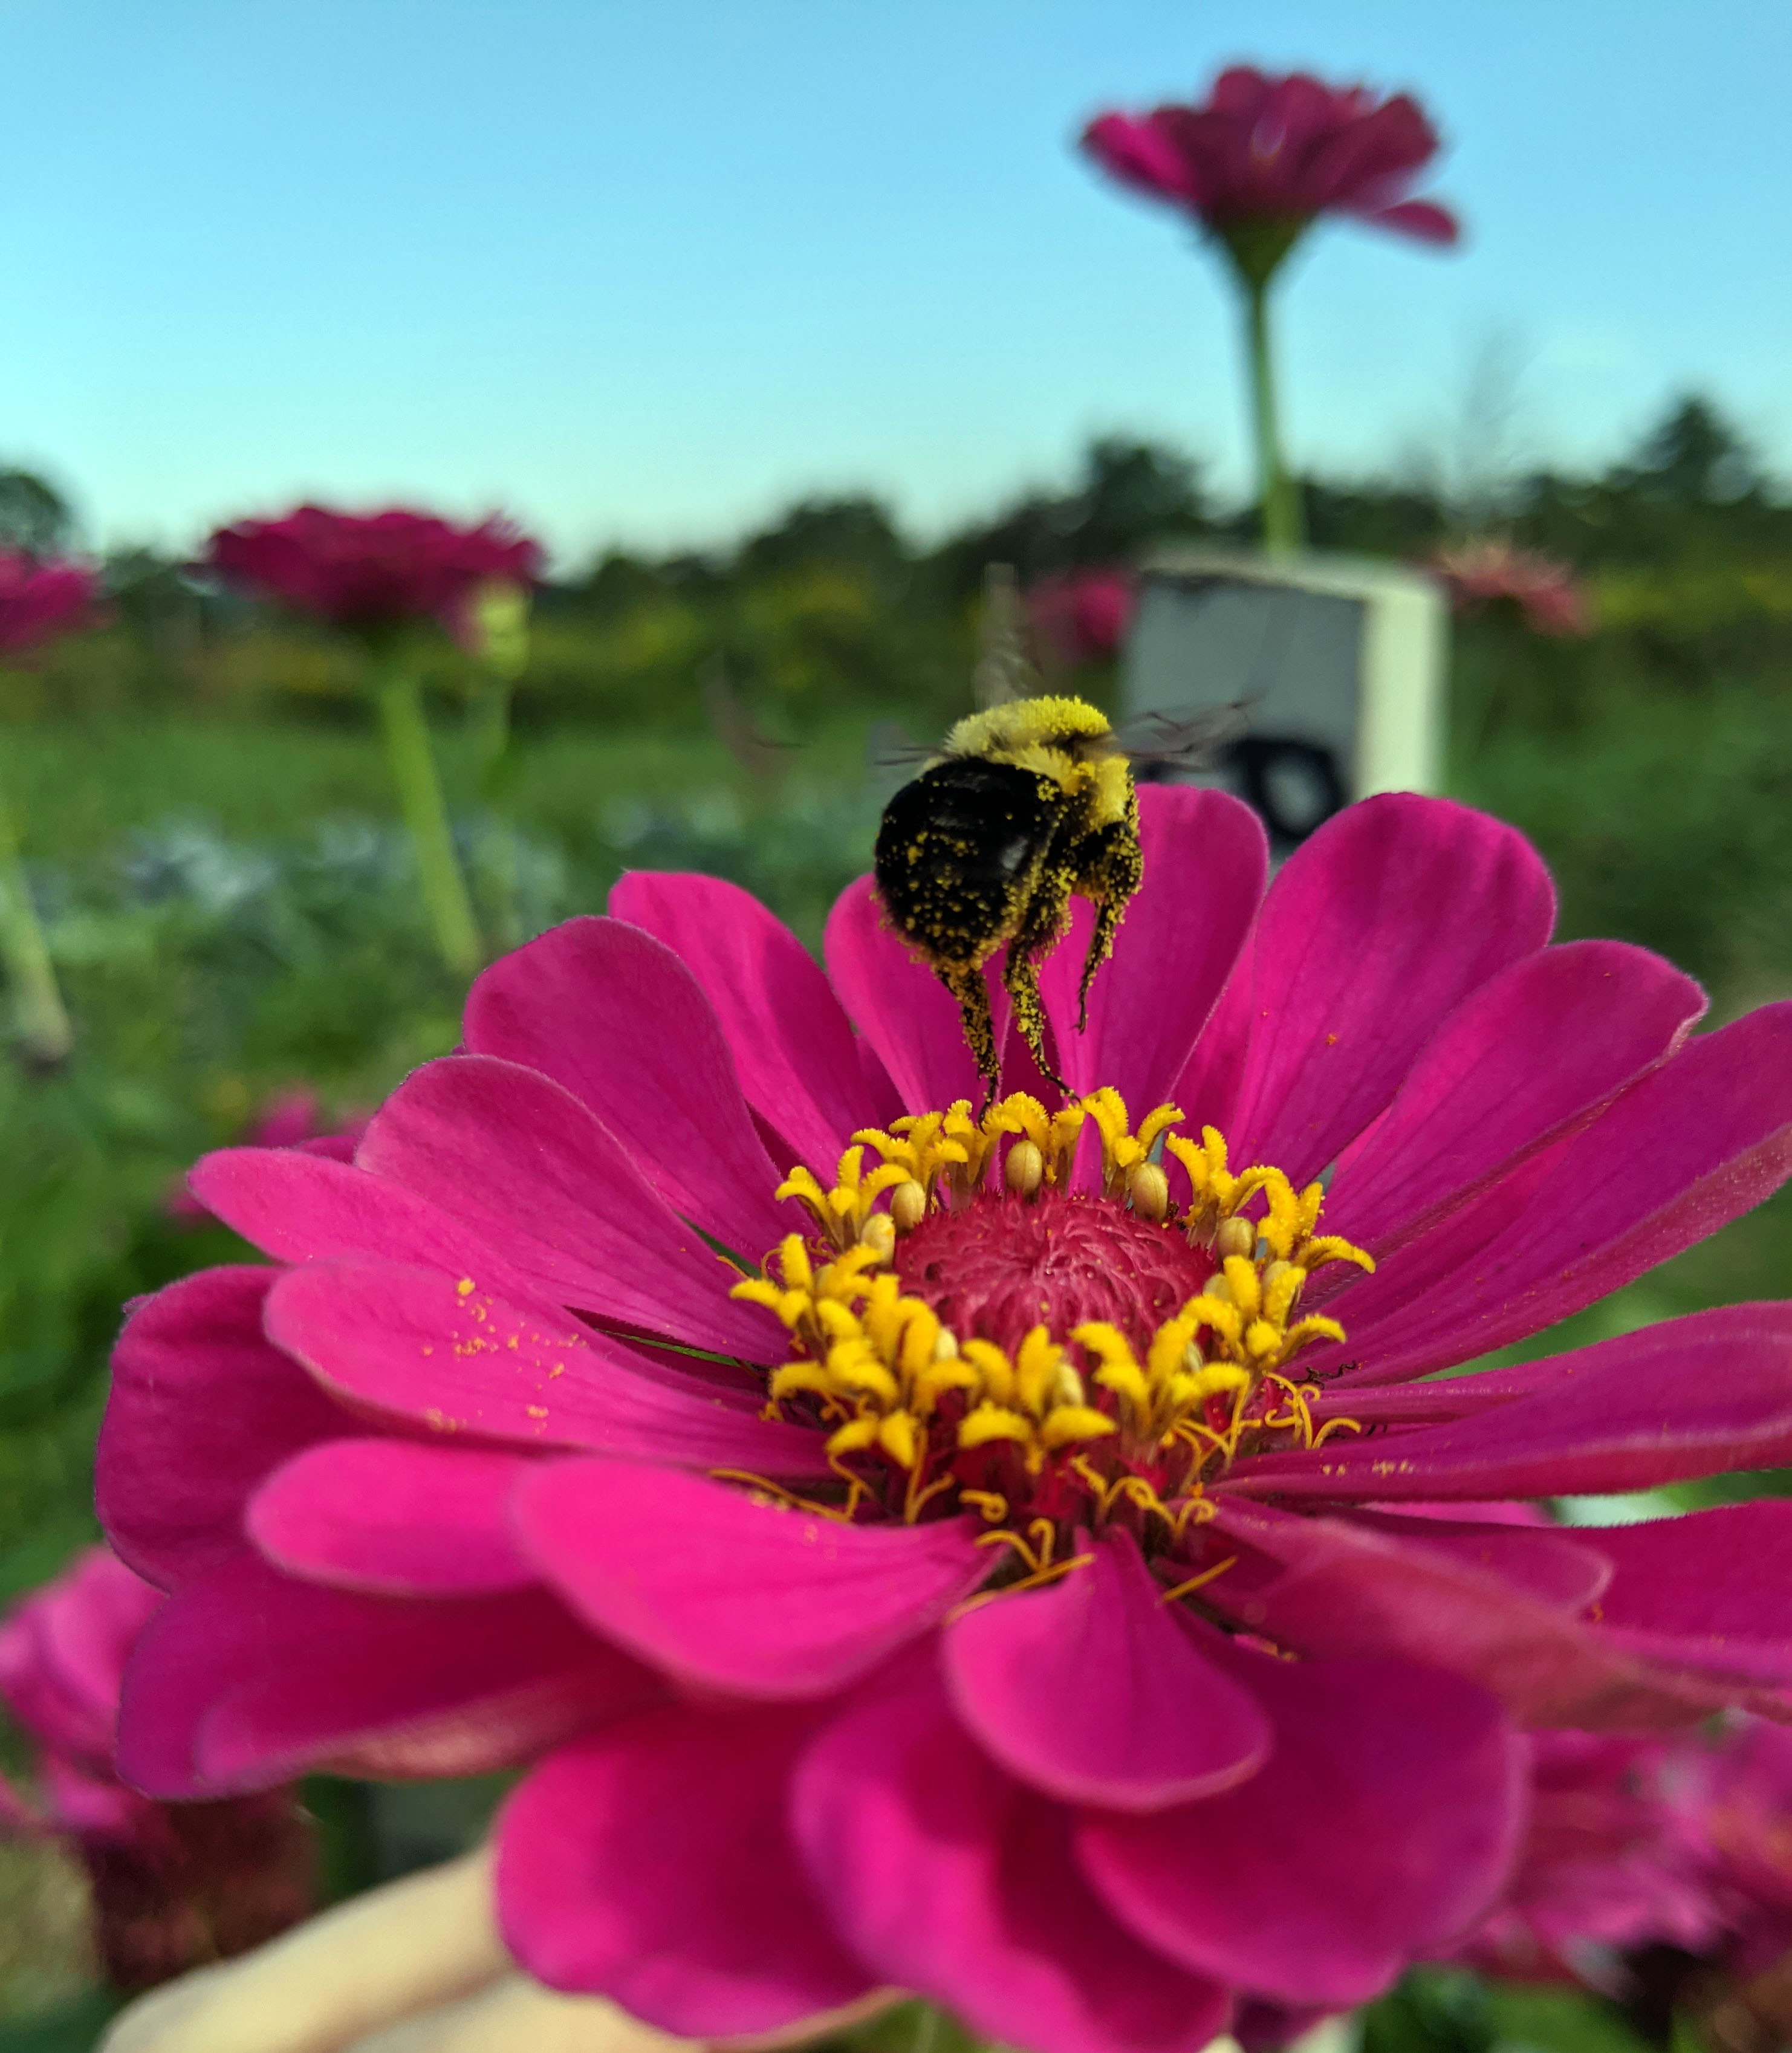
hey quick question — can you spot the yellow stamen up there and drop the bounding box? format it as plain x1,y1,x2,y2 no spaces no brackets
736,1097,1374,1547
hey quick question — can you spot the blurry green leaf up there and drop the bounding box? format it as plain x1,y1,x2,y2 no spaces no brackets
1484,1982,1655,2053
0,1987,122,2052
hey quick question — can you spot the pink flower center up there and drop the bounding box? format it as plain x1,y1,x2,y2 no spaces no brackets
892,1190,1215,1358
732,1088,1375,1572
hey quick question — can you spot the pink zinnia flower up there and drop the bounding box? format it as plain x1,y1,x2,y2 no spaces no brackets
1027,570,1138,667
164,1089,371,1227
1082,66,1457,283
0,1545,315,1990
1700,1719,1792,1976
1440,1717,1792,2039
100,791,1792,2053
207,505,542,644
0,551,97,657
1461,1729,1736,1987
1433,538,1592,637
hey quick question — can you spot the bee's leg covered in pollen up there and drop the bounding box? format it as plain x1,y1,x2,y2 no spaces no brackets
1075,798,1144,1033
1001,855,1079,1094
940,956,1001,1097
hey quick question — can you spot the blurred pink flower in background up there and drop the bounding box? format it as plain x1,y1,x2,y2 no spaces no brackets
1025,569,1137,667
1433,538,1593,637
1448,1718,1792,2046
1081,66,1458,278
207,505,542,644
164,1089,371,1227
0,553,98,658
0,1545,315,1991
1699,1719,1792,1978
94,790,1792,2053
1461,1730,1738,1986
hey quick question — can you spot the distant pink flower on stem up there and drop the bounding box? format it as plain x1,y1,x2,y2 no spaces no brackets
1027,569,1137,667
207,505,541,644
0,553,98,658
0,1546,315,1990
1082,66,1458,282
97,791,1792,2053
1433,538,1592,637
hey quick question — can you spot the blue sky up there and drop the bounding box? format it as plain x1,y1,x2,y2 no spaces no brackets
3,1,1788,564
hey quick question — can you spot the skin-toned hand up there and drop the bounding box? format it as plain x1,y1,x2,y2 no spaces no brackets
97,1849,898,2053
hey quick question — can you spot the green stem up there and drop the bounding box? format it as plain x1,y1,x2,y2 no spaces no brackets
371,662,482,977
1244,274,1304,555
0,751,73,1067
468,673,521,953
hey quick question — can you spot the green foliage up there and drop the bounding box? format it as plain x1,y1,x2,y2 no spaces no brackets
1364,1968,1659,2053
0,1988,121,2053
0,473,74,560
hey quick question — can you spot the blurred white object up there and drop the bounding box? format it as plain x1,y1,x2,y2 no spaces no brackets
1202,2018,1359,2053
1120,549,1447,853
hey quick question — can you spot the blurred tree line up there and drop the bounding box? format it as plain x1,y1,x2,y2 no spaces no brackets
10,391,1788,1002
7,392,1785,733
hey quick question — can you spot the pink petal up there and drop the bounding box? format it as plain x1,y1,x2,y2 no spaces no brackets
1365,197,1459,242
515,1460,987,1698
1205,1501,1721,1728
793,1659,1230,2053
1035,786,1265,1106
464,916,791,1256
189,1146,550,1305
1318,1002,1792,1383
1322,939,1704,1257
97,1267,352,1590
609,871,894,1169
1586,1502,1792,1651
943,1530,1269,1810
1080,112,1201,208
825,873,984,1111
1169,950,1256,1146
1334,1512,1612,1612
0,1549,161,1762
1218,795,1554,1182
1232,1305,1792,1501
1079,1640,1522,2006
497,1704,871,2035
247,1438,537,1596
118,1551,655,1798
264,1258,824,1473
354,1053,777,1361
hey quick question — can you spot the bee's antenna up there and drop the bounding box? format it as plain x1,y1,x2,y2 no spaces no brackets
972,562,1040,710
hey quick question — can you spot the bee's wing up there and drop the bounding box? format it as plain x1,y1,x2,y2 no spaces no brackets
866,720,937,773
972,562,1045,710
698,654,799,778
1114,696,1254,768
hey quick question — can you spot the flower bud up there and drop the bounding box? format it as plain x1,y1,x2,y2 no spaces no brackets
859,1213,896,1261
1004,1140,1045,1199
891,1180,927,1234
1126,1161,1170,1222
1215,1216,1257,1262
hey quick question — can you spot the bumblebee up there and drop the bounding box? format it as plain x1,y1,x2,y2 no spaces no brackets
873,693,1143,1095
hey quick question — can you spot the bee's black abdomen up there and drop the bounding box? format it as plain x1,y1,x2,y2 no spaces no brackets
874,758,1056,962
